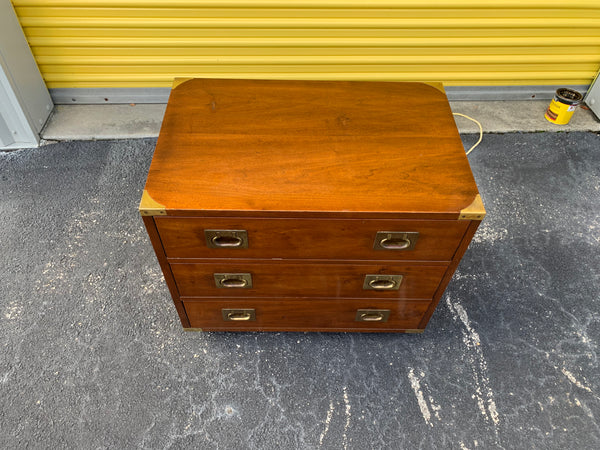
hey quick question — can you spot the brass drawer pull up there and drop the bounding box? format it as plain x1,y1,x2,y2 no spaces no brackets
380,237,411,250
374,232,419,251
227,312,252,321
221,278,248,288
369,279,396,290
214,273,253,288
205,230,248,249
222,308,256,321
363,274,403,291
360,313,384,321
355,309,391,323
212,235,243,247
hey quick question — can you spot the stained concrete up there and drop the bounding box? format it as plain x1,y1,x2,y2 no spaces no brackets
41,104,168,141
450,101,600,133
0,133,599,449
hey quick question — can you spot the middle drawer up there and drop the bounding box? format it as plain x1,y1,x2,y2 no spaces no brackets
171,261,447,299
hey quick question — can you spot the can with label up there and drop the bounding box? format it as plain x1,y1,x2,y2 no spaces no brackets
545,88,583,125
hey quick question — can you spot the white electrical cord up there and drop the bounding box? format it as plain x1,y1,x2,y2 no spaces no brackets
453,113,483,155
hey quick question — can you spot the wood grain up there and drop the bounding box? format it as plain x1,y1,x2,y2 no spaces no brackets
141,216,190,327
171,261,446,299
168,79,456,138
155,216,469,261
140,79,484,333
183,297,430,332
143,79,479,217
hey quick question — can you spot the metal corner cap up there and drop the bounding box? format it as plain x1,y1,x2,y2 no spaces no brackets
172,77,194,90
139,189,167,216
459,194,486,220
421,82,446,94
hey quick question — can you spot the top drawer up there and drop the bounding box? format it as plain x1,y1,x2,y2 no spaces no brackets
155,217,468,261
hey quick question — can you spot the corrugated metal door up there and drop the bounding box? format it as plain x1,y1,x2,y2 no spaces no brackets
11,1,600,92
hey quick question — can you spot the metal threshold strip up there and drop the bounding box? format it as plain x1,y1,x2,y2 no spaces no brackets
50,85,590,105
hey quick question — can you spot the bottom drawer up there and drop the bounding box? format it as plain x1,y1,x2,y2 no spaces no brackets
182,298,430,332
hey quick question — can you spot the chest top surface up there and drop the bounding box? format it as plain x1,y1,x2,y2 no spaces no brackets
142,78,480,218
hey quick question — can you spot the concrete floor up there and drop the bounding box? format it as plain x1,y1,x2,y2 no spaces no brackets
0,131,598,448
40,101,600,141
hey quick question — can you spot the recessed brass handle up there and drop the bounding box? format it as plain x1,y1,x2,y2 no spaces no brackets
220,278,248,288
379,237,411,250
222,308,256,321
205,230,248,249
227,312,252,321
214,273,253,289
368,279,396,290
360,312,385,321
363,274,403,291
212,235,243,248
355,309,391,322
373,232,419,251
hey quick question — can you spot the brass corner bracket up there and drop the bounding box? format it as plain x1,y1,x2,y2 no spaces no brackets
459,194,486,220
172,77,194,89
422,82,446,94
139,190,167,216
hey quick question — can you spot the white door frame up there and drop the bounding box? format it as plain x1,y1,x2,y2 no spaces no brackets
0,0,53,150
584,69,600,121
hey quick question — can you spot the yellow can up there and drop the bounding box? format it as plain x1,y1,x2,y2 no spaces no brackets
545,88,583,125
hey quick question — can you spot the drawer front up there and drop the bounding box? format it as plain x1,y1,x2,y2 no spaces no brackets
183,298,430,331
171,262,446,299
155,217,468,261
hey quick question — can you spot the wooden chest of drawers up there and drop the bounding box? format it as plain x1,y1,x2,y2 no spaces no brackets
140,78,485,333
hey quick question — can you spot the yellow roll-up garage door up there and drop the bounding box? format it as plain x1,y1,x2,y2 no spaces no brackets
11,0,600,100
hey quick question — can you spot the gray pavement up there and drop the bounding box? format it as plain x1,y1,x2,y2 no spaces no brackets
1,132,599,449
